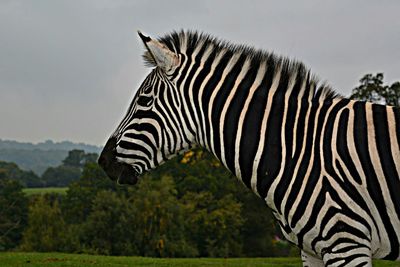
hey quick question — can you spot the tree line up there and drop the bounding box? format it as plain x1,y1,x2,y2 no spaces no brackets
1,150,294,257
0,150,98,188
0,139,100,175
0,73,398,256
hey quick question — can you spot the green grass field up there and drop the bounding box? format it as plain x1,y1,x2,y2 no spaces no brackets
0,253,400,267
22,187,68,196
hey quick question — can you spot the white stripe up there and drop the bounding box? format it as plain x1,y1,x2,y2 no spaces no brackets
387,108,400,177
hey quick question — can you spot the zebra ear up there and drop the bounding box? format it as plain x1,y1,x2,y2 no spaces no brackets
138,31,180,73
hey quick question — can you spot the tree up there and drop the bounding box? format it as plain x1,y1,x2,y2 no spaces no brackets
128,175,195,257
61,162,123,225
152,149,280,256
41,165,81,187
238,191,279,257
62,150,98,168
62,150,86,168
180,191,244,257
350,73,400,107
0,173,28,250
0,161,43,187
41,151,99,187
80,191,138,255
20,195,73,252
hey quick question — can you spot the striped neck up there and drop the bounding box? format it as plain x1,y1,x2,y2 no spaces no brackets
160,31,341,195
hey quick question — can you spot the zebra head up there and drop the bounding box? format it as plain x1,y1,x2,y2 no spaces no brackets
99,31,194,185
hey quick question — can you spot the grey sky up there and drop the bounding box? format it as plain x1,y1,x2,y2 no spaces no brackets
1,0,399,146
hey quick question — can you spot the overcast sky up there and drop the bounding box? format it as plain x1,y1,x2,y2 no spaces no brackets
1,0,399,146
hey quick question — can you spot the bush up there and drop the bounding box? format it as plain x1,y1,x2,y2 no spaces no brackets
0,175,28,250
20,195,74,252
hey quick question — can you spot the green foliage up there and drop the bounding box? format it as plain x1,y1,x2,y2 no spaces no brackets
80,191,137,255
181,192,243,257
0,175,28,251
0,149,99,188
62,149,97,168
128,175,196,257
238,192,278,257
22,187,68,196
350,73,400,107
41,166,81,187
19,195,73,252
151,150,279,257
12,149,284,257
0,161,43,187
61,162,124,225
52,154,275,257
40,151,99,188
62,150,86,167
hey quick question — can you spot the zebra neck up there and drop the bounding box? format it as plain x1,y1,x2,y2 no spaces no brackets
193,72,320,198
175,47,338,197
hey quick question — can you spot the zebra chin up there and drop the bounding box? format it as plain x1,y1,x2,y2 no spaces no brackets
99,160,140,186
116,164,139,185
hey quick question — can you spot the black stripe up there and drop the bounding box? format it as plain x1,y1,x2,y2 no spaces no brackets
240,57,275,189
211,53,247,161
193,48,218,143
256,69,288,198
201,50,233,151
223,58,260,175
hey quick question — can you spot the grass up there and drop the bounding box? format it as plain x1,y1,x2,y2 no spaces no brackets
0,253,400,267
22,187,68,196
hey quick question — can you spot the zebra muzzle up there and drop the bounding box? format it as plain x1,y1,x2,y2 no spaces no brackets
117,164,139,185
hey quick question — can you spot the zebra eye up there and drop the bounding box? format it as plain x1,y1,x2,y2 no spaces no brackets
137,95,153,107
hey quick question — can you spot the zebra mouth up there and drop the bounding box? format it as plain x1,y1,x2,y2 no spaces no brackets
117,164,139,185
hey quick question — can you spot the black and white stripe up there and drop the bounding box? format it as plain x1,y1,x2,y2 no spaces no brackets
99,30,400,266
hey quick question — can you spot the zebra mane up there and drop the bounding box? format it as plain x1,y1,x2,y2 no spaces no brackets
144,30,341,101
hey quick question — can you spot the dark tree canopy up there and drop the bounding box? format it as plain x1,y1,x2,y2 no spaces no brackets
0,161,42,187
41,150,99,187
350,73,400,107
0,174,28,250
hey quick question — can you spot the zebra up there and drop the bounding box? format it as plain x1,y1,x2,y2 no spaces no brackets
98,30,400,266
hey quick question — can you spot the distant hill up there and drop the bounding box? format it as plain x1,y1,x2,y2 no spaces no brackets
0,139,101,175
0,139,101,152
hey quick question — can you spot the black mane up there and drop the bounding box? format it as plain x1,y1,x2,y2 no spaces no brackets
145,30,341,101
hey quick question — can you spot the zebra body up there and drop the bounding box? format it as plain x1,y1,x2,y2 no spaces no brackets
99,30,400,266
